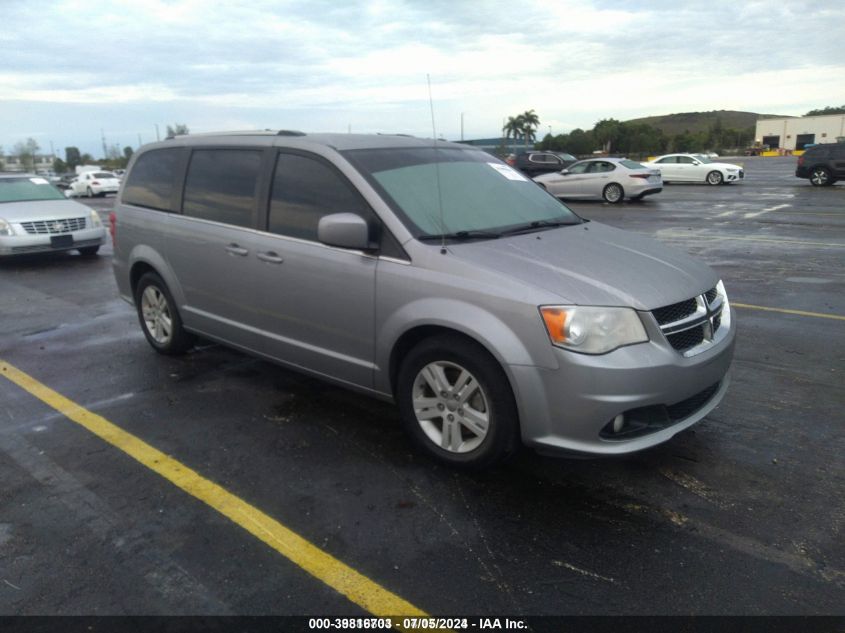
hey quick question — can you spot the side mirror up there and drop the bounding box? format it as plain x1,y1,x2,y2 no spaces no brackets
317,213,371,250
692,160,701,165
560,169,570,175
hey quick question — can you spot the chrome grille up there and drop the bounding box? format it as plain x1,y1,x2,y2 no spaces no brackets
653,287,726,357
653,298,697,325
667,324,706,352
20,217,87,234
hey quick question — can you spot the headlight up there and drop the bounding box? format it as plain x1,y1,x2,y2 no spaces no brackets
540,305,648,354
89,210,103,228
0,219,14,236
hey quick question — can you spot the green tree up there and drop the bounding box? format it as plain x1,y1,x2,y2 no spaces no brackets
53,157,68,174
593,119,621,153
566,128,595,156
65,147,81,170
805,105,845,116
123,146,134,161
13,138,40,171
0,146,5,170
166,123,190,138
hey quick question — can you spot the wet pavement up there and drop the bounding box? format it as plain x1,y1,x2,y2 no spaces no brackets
0,156,843,615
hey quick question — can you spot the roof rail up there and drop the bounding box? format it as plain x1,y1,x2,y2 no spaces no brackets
164,130,306,140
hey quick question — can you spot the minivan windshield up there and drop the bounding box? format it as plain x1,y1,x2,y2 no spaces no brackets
344,147,582,239
0,177,67,203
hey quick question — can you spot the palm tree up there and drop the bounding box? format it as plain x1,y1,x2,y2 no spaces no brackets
520,109,540,148
503,115,524,146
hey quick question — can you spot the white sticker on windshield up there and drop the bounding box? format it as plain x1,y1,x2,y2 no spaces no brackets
488,162,528,181
29,177,50,185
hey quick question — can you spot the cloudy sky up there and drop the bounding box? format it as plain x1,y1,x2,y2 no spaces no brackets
1,0,843,159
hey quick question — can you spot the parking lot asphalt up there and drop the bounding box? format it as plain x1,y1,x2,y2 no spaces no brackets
0,156,843,616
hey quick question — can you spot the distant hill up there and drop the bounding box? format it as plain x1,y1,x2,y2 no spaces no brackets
624,110,792,135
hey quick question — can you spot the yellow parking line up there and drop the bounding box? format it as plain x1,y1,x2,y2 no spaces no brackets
0,360,426,619
732,303,845,321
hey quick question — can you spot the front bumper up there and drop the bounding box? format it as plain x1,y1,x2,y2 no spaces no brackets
725,170,744,182
0,227,107,256
510,308,736,455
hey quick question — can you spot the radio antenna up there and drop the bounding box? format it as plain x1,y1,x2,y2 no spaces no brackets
427,74,447,255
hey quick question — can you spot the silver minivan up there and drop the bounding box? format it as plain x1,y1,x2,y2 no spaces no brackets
112,131,735,468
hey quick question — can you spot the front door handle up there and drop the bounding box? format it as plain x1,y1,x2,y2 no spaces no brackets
257,251,284,264
225,243,249,256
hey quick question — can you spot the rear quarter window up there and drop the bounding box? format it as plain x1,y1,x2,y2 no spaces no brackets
122,149,181,211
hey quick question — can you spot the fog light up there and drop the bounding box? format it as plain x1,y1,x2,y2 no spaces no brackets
612,414,625,433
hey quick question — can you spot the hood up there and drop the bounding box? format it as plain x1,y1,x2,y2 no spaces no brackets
447,221,718,311
0,199,94,222
709,161,742,170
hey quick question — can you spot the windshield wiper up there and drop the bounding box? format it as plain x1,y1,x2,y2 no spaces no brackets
418,230,501,242
498,219,582,236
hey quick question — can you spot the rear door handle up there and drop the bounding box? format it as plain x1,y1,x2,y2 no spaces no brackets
257,251,284,264
225,243,249,256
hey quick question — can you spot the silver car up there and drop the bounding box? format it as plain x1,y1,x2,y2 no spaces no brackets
112,132,734,468
533,157,663,202
0,174,107,257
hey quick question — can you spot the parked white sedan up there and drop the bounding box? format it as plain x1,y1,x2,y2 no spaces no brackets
533,158,663,203
643,153,743,185
70,170,121,197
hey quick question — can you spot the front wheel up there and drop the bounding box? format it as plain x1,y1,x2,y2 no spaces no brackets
810,167,832,186
134,272,195,355
706,170,723,185
602,183,624,203
396,334,520,469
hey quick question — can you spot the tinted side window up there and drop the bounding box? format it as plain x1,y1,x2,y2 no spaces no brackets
183,149,262,228
657,157,676,164
123,149,180,211
567,162,589,174
269,153,370,241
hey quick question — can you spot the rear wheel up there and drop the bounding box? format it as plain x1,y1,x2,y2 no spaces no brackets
396,334,520,469
706,170,723,185
134,272,195,355
602,183,624,203
810,166,832,186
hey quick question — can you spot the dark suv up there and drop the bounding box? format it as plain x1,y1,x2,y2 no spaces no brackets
507,151,577,177
795,143,845,186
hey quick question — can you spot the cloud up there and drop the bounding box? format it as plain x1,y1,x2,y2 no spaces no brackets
1,0,843,155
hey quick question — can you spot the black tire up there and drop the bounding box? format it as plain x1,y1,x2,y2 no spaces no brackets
396,334,520,469
809,166,832,187
134,272,195,355
706,170,723,185
78,246,100,257
602,183,624,203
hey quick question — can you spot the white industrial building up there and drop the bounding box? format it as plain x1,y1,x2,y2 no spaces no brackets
755,113,845,151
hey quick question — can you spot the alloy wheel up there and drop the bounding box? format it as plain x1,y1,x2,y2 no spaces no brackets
411,361,490,453
141,285,173,345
